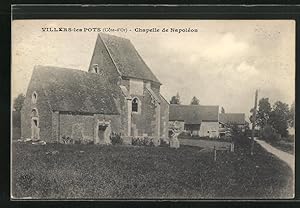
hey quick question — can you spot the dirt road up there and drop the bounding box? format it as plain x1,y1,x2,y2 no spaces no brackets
255,138,294,172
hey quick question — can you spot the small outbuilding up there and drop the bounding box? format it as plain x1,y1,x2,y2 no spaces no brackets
169,104,219,138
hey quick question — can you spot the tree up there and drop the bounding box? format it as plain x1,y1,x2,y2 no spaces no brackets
269,101,289,137
289,101,295,128
170,92,181,104
13,93,25,112
190,96,200,105
221,107,225,114
256,98,272,129
249,108,255,124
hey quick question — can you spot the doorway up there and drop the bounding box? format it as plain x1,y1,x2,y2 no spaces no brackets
31,117,40,140
95,120,112,144
98,125,107,142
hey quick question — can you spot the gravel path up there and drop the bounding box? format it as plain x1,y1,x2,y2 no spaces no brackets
254,138,294,172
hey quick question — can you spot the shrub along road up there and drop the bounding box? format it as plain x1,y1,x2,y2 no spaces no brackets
12,142,293,199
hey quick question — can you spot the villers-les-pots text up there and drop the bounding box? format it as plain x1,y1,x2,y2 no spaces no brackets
41,27,199,33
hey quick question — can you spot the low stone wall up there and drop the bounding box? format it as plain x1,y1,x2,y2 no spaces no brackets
179,138,233,151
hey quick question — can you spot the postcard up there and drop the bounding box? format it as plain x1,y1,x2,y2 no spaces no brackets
11,19,295,199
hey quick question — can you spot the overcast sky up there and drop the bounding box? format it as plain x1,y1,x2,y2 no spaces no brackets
12,20,295,119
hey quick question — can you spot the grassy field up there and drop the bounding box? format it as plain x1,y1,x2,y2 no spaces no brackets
12,141,293,199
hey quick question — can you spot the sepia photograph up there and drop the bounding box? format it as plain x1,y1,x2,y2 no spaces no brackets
11,19,295,199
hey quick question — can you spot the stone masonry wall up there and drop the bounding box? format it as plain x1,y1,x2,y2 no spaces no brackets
131,92,156,136
160,96,169,139
57,113,122,143
121,79,157,136
21,72,53,142
59,113,95,142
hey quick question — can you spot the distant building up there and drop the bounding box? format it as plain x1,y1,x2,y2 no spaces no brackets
219,113,246,128
21,33,169,144
169,105,247,139
169,104,219,138
219,113,247,137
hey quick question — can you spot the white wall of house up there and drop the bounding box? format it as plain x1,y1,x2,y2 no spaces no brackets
199,122,219,138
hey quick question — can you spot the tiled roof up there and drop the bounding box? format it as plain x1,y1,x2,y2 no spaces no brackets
219,113,245,125
169,104,219,124
32,65,121,115
99,33,161,84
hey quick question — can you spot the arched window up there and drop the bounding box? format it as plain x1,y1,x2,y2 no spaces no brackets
93,64,100,74
31,108,38,117
32,92,37,104
132,98,139,112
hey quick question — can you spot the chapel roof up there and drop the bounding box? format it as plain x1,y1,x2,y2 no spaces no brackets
31,65,121,115
97,33,161,84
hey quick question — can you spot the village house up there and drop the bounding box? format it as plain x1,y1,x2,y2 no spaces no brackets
169,104,220,138
169,105,247,139
219,113,247,137
21,33,169,145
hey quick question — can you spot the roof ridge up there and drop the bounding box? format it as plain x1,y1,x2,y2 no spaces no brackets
34,65,84,73
170,104,219,107
221,113,245,115
129,40,161,84
160,94,169,104
99,33,161,84
99,32,130,42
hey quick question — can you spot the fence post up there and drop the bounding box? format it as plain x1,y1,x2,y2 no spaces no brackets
231,143,234,152
214,146,217,162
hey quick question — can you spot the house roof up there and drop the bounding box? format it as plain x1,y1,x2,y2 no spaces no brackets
219,113,245,125
99,33,161,84
169,104,219,124
32,65,121,115
145,85,160,104
160,94,169,105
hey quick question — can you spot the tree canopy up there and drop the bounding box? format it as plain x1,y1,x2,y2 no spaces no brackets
250,98,292,138
190,96,200,105
256,98,272,129
221,107,225,114
170,92,181,104
13,93,25,112
269,101,289,137
289,101,295,128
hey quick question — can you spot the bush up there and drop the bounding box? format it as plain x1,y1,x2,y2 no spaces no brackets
110,132,123,145
61,136,74,144
178,132,191,139
227,124,251,150
132,137,155,147
160,138,169,147
283,134,294,143
261,125,281,142
145,137,155,146
132,137,143,146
